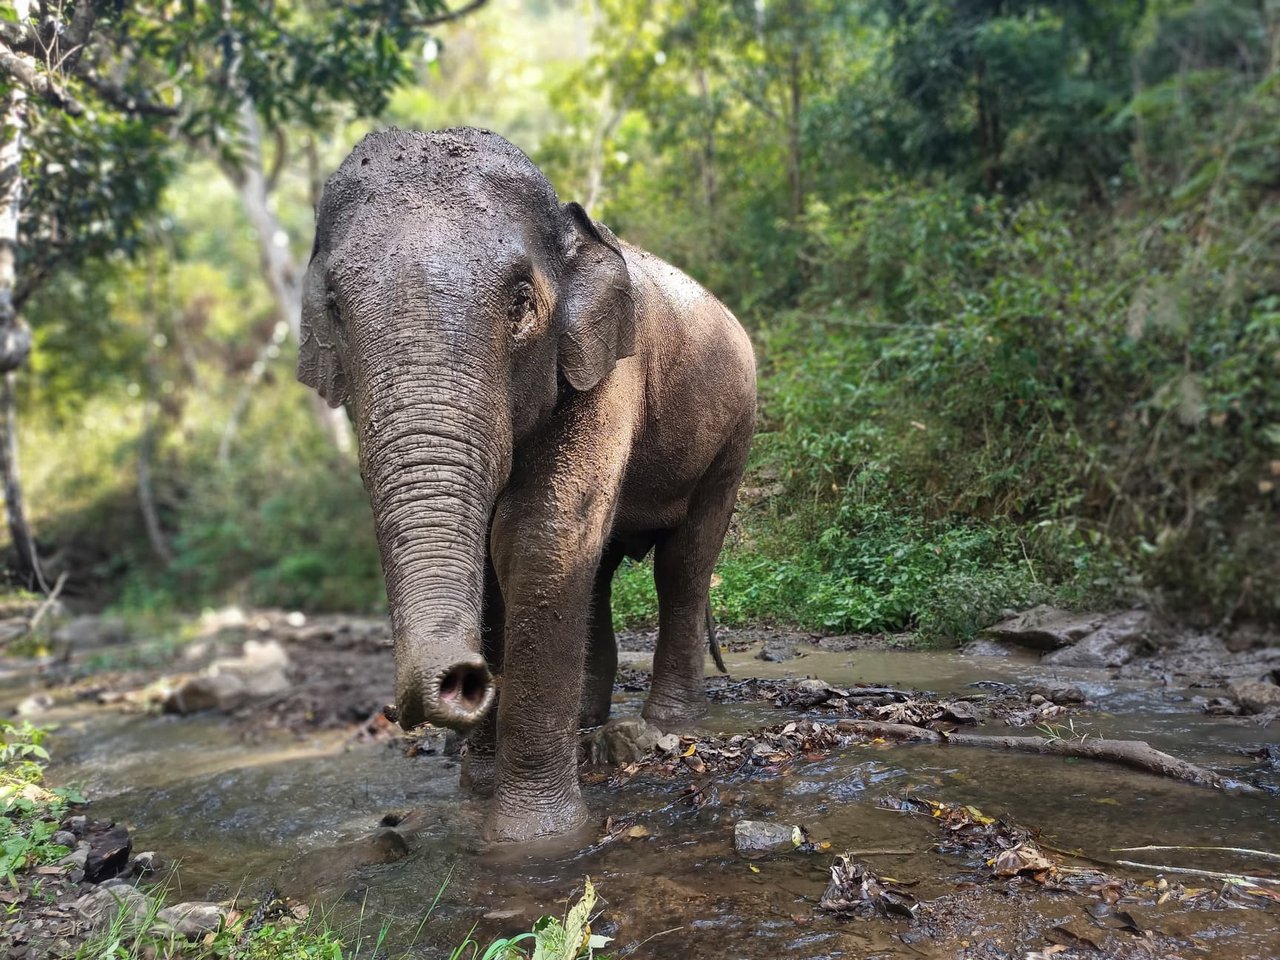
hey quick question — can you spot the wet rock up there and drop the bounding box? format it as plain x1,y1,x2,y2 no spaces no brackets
52,615,130,648
163,639,290,714
983,606,1104,652
74,884,152,931
277,828,409,895
15,693,55,716
733,820,801,855
962,639,1019,657
212,639,291,696
1029,681,1086,705
58,843,88,870
50,830,76,849
1228,680,1280,715
131,850,170,877
163,672,247,714
1041,609,1165,667
84,823,132,883
66,815,87,836
655,733,681,753
584,718,664,766
756,639,801,662
156,901,227,938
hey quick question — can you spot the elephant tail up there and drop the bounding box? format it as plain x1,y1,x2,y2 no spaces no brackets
706,602,728,674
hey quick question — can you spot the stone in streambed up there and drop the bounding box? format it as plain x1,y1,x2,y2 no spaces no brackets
74,884,153,932
756,639,801,662
155,902,228,938
1028,681,1086,704
583,718,664,766
1228,680,1280,715
734,820,801,855
84,822,132,883
983,606,1103,652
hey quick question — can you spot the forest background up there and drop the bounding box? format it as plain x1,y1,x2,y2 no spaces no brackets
5,0,1278,643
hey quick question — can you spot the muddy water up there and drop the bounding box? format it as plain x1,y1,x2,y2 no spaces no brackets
22,646,1280,958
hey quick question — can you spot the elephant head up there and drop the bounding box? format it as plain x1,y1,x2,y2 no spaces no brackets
299,127,635,731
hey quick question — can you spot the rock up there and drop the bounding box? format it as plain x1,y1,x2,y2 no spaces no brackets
59,844,89,869
1228,680,1280,715
961,639,1019,657
277,828,409,895
1041,631,1134,668
131,851,170,877
655,733,681,753
734,820,801,855
156,902,227,938
756,639,800,662
51,615,130,648
584,718,664,766
1029,681,1086,705
66,815,87,836
163,672,247,714
1029,694,1047,707
211,639,290,696
483,908,524,921
84,823,132,883
15,693,55,716
983,606,1104,652
51,830,76,849
1041,609,1165,667
75,884,152,931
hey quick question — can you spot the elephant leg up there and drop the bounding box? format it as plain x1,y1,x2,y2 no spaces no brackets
643,448,747,731
460,549,504,797
580,545,624,730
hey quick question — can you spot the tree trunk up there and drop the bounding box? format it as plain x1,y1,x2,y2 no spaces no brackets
786,40,804,222
0,6,45,591
217,100,353,459
696,68,719,254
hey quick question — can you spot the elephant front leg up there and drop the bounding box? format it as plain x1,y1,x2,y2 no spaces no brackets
486,568,596,842
460,551,504,797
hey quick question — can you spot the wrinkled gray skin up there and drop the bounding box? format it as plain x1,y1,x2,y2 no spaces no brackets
299,127,756,842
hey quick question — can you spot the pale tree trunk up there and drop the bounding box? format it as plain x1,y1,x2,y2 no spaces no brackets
0,1,46,591
216,100,353,461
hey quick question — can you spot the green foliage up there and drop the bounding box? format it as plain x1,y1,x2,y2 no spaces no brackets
1,720,81,884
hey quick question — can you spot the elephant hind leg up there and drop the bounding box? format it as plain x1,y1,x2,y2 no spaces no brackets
643,442,748,730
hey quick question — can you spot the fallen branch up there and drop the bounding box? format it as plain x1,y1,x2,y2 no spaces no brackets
27,570,68,634
1113,859,1280,887
835,719,1259,794
1113,845,1280,863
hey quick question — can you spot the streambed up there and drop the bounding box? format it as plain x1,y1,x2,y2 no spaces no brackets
4,622,1278,958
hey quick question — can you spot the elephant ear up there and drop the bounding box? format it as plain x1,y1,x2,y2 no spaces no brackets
297,255,351,408
555,202,636,392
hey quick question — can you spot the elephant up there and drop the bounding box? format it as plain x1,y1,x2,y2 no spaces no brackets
298,127,756,842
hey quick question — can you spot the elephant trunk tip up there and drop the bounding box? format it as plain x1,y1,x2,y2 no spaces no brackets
395,656,495,732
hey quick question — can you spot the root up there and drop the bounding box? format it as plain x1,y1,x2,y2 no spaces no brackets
835,719,1260,794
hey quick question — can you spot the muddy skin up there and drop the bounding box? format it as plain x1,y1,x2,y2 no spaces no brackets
298,127,756,841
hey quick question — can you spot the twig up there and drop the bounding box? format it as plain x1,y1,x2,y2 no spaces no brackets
836,719,1259,794
1113,860,1280,887
26,570,68,634
1112,845,1280,863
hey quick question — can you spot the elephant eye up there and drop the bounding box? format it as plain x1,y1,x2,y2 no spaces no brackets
326,288,343,328
508,283,537,335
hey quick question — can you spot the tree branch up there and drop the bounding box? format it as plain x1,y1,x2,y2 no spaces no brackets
403,0,489,27
0,42,83,115
74,68,180,117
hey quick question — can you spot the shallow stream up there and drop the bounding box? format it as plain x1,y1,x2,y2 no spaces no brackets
8,645,1280,958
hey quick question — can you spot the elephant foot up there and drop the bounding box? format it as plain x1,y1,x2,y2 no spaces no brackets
582,717,679,767
460,749,496,797
484,792,589,843
641,695,707,733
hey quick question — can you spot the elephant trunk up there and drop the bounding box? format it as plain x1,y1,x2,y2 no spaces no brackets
351,286,509,732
